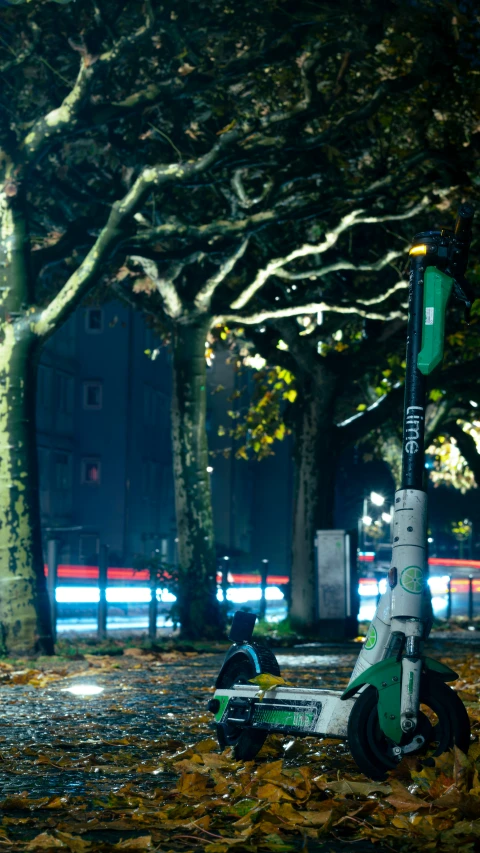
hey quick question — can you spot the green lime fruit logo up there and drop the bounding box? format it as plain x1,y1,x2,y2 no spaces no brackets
365,624,377,650
400,566,424,594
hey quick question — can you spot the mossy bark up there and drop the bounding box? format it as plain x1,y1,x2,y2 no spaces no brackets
0,189,53,655
290,372,337,633
171,319,224,639
0,333,52,654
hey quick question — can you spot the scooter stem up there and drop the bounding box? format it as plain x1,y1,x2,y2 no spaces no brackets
402,255,428,490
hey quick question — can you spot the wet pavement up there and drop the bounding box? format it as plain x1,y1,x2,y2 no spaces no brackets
0,635,479,850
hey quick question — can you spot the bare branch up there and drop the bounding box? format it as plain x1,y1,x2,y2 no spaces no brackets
21,11,154,162
216,301,406,327
274,250,404,281
356,279,408,305
194,239,249,311
131,208,279,245
230,199,428,310
130,256,185,319
31,134,237,337
230,169,274,209
336,383,404,446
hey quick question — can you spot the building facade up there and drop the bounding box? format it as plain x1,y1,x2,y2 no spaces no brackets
37,301,175,569
37,303,293,577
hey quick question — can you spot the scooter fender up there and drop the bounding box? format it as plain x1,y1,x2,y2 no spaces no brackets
215,643,264,688
340,656,458,744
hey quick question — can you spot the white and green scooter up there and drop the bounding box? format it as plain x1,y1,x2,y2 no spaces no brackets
207,205,474,780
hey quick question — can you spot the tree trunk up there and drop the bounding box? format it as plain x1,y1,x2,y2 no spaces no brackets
0,188,53,654
0,331,53,654
378,433,403,489
171,319,224,639
290,373,337,632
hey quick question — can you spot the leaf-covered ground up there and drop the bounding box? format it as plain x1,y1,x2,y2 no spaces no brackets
0,637,479,852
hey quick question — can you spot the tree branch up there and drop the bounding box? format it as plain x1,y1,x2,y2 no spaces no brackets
21,10,154,162
300,68,426,151
31,134,238,337
216,301,406,327
0,23,39,75
131,208,279,245
229,199,428,310
130,255,186,319
194,239,249,311
230,169,274,209
336,382,404,447
274,250,404,281
128,200,328,248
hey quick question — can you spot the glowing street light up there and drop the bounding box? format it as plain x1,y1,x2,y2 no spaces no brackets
362,515,373,526
382,512,392,524
370,492,385,507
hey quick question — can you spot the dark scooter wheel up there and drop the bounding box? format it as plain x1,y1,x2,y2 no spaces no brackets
348,676,471,781
216,646,280,761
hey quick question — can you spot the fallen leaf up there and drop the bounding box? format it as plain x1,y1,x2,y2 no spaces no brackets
27,833,66,850
384,779,429,811
328,779,391,796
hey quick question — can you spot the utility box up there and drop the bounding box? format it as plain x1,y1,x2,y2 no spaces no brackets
315,529,359,640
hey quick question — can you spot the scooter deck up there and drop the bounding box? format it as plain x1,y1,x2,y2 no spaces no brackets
213,685,355,738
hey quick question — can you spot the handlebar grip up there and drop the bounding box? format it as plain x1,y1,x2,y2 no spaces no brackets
454,203,474,241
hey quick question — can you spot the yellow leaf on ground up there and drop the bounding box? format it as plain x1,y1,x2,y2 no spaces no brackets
297,809,332,826
55,832,91,852
176,771,211,797
193,737,219,753
385,779,429,812
27,834,66,850
327,779,391,796
256,782,294,802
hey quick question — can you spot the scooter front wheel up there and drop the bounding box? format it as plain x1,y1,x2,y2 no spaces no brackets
216,646,280,761
348,676,470,781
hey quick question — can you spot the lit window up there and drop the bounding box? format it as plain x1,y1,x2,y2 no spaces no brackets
85,308,103,333
83,381,102,410
81,458,101,485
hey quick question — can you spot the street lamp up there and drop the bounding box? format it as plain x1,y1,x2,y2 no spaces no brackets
221,556,229,602
359,492,392,556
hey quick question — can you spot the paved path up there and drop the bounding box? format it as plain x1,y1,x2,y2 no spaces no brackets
0,636,479,851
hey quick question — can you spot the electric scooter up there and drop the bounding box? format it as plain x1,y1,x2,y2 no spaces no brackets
207,205,475,780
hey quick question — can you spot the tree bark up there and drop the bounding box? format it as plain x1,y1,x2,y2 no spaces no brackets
290,370,337,631
446,421,480,486
0,335,52,655
0,189,53,654
171,319,224,639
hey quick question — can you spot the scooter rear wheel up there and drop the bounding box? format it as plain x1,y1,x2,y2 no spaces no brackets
348,676,471,781
216,646,280,761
